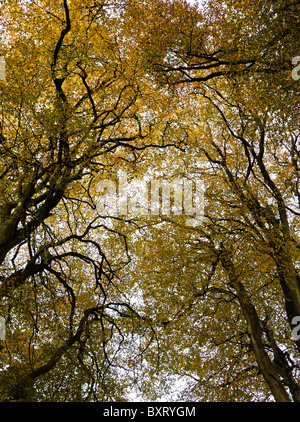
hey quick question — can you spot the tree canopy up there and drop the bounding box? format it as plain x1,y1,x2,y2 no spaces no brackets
0,0,300,402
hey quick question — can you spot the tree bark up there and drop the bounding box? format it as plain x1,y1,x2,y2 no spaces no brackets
220,249,292,402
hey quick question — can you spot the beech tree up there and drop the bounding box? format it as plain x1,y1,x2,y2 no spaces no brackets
0,0,181,401
121,0,300,402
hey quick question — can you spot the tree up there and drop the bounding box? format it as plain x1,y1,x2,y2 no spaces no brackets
0,0,181,401
111,1,299,401
1,0,300,402
119,0,300,402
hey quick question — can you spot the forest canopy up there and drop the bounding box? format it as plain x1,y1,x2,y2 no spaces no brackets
0,0,300,402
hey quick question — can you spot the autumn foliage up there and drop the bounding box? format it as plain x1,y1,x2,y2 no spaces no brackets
0,0,300,402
